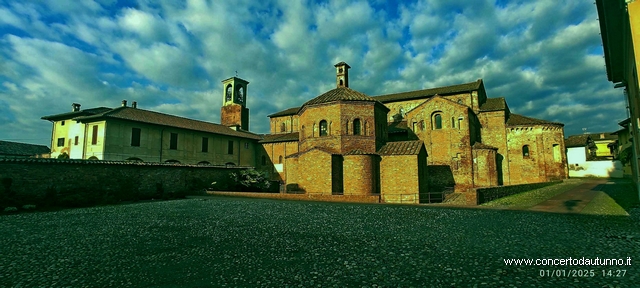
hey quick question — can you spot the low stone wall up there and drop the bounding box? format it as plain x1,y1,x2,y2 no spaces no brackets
473,181,562,205
0,158,247,208
208,191,381,203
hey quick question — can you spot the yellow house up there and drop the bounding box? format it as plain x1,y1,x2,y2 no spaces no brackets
596,0,640,195
42,77,261,166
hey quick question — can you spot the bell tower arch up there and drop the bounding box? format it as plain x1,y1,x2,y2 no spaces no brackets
335,62,350,88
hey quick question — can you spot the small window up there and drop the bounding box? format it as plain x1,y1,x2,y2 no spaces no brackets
451,117,455,128
280,122,286,132
523,145,530,158
131,128,141,147
228,140,234,154
244,142,249,149
57,138,65,147
170,133,178,150
74,136,79,146
433,114,442,130
319,120,328,136
420,120,425,131
61,120,65,126
353,118,361,135
91,125,98,145
553,144,560,162
279,155,283,164
202,137,208,152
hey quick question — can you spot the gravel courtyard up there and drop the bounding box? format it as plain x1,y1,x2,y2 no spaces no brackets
1,196,638,287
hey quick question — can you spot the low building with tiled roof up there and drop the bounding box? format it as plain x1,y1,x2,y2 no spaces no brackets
0,140,50,159
42,94,260,166
262,61,567,201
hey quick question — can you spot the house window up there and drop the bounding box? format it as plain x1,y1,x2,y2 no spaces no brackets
433,113,442,129
319,120,328,136
91,125,98,145
553,144,560,162
353,118,361,135
202,137,208,152
74,136,79,146
228,140,234,154
131,128,141,147
280,122,286,132
170,133,178,150
57,138,65,147
523,145,530,158
61,120,65,126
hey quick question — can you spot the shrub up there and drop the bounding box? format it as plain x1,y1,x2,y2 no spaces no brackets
230,169,271,192
3,207,17,213
57,152,69,159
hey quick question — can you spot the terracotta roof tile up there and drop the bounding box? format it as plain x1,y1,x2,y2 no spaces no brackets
564,135,590,148
0,141,50,156
41,107,113,121
480,98,506,111
378,140,424,155
267,79,484,117
75,107,261,140
373,79,482,103
472,142,499,150
344,149,376,155
302,87,380,107
267,107,300,117
259,132,300,143
506,113,563,127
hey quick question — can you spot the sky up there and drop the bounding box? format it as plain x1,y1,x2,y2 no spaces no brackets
0,0,628,147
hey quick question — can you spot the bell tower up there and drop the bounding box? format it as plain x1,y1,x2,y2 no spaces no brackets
221,77,250,130
335,61,350,88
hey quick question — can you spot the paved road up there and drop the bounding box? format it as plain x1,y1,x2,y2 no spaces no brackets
1,182,638,287
528,179,608,214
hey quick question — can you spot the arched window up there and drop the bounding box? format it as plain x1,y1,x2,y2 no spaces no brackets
353,118,361,135
197,161,211,165
165,159,180,164
126,157,143,162
420,120,425,131
225,84,232,102
280,122,286,132
522,145,530,158
319,120,328,136
433,113,442,130
278,155,283,164
88,156,99,161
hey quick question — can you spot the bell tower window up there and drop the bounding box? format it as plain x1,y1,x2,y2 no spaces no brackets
319,120,328,136
353,118,361,135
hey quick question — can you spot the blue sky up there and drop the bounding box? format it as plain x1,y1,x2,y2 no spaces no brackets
0,0,627,146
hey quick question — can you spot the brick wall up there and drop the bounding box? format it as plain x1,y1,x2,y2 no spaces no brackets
0,159,243,206
343,154,377,195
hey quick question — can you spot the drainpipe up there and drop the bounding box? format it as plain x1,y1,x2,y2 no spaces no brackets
82,122,88,159
159,128,166,163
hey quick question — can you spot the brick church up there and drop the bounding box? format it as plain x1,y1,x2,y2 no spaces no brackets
257,62,568,203
43,61,568,204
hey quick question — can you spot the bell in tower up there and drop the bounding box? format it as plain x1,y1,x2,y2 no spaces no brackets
221,76,250,130
335,61,350,88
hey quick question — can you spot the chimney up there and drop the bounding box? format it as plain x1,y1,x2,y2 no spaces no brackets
132,101,137,109
600,133,605,139
72,103,81,112
121,100,127,107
